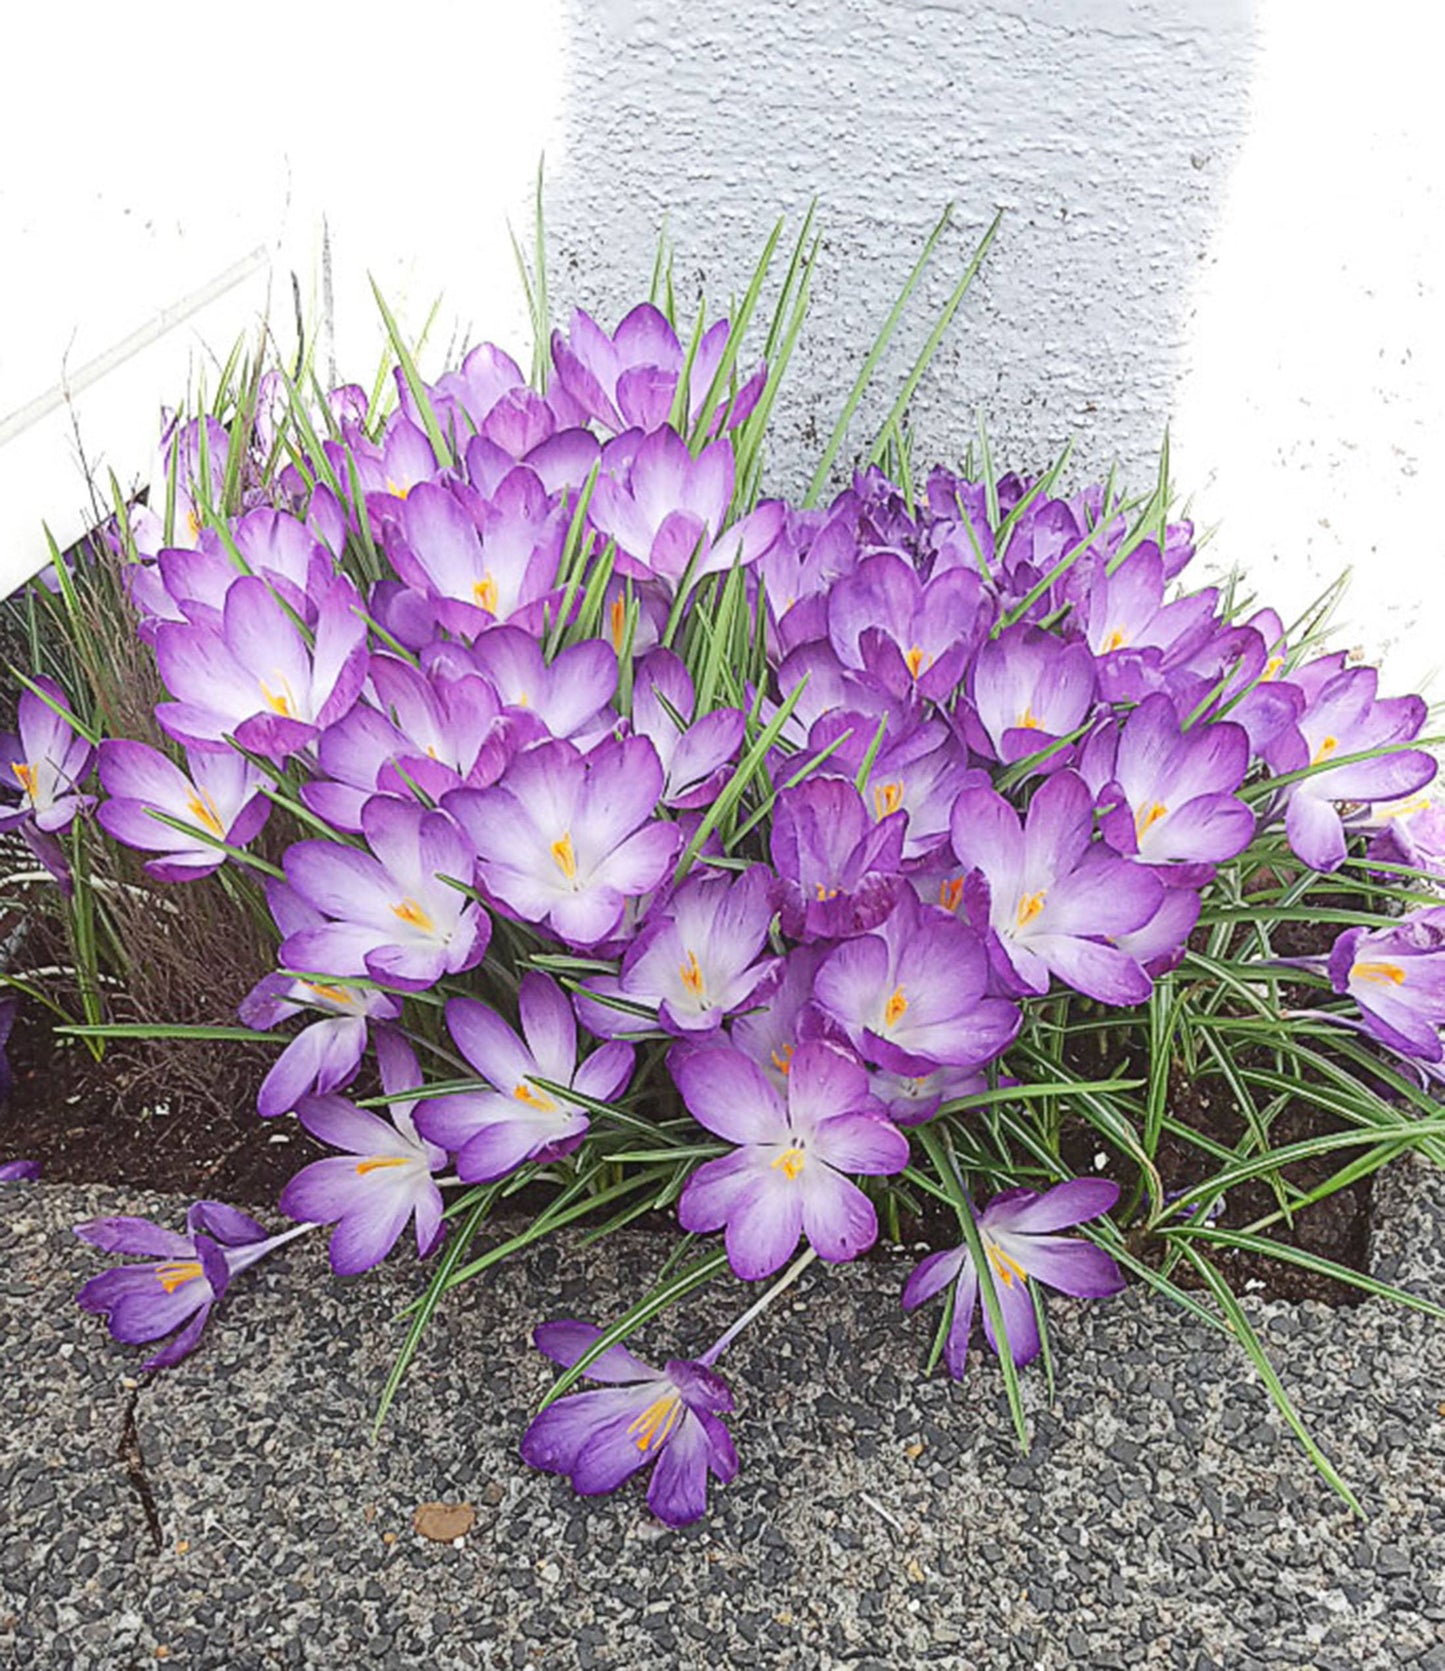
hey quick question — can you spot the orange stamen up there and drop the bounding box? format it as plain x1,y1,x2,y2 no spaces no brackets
884,986,908,1028
356,1156,408,1176
391,897,436,933
1351,959,1407,987
1016,890,1046,928
154,1260,203,1294
771,1146,806,1180
551,832,577,880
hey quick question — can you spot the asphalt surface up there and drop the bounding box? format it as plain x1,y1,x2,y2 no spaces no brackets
3,1162,1445,1670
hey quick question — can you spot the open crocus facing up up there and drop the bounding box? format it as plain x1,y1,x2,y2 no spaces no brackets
0,675,94,835
1328,908,1445,1062
97,740,268,881
279,1035,447,1273
281,798,489,991
949,769,1164,1005
902,1179,1124,1378
1263,664,1436,872
75,1202,306,1370
674,1041,909,1279
520,1320,738,1528
447,736,679,948
414,975,635,1182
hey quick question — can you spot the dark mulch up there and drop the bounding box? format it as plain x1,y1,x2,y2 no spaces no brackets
0,997,320,1207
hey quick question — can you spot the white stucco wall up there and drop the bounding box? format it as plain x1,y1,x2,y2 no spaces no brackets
4,0,1441,694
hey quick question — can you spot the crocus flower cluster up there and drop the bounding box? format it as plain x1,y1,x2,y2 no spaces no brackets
20,275,1441,1532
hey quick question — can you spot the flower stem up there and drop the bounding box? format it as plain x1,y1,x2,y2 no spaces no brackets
699,1245,819,1368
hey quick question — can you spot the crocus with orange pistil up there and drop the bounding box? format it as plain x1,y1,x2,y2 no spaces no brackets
520,1321,739,1528
675,1040,909,1279
902,1179,1124,1378
1328,907,1445,1062
414,974,635,1182
75,1202,308,1370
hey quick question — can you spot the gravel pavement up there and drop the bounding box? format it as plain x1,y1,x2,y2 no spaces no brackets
4,1163,1445,1670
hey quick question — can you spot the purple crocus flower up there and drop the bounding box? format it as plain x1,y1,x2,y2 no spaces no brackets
800,712,982,864
631,650,745,810
279,1034,447,1273
615,867,780,1034
392,473,564,639
902,1179,1124,1378
1368,794,1445,877
949,770,1164,1005
1070,545,1220,701
770,775,907,942
729,944,827,1091
414,975,635,1181
1083,695,1255,882
463,627,617,745
813,891,1020,1075
0,1159,41,1181
868,1065,989,1128
1262,665,1436,872
589,426,782,595
552,303,763,436
97,741,268,881
75,1201,306,1370
520,1320,738,1527
446,737,679,948
969,623,1098,766
674,1041,909,1279
0,675,94,834
154,574,368,761
1328,908,1445,1062
306,655,521,832
281,798,489,991
827,551,990,702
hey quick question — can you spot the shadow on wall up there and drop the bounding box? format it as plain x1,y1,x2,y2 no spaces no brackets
543,0,1260,500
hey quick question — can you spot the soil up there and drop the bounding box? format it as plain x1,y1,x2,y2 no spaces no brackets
0,900,1383,1306
0,997,321,1207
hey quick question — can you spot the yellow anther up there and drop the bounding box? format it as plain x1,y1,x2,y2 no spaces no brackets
905,645,927,679
609,595,628,654
1135,800,1168,840
391,897,436,933
184,507,204,541
679,950,706,998
473,573,498,613
184,790,225,838
385,479,411,500
1016,890,1047,928
814,882,840,901
938,876,964,913
985,1239,1029,1290
514,1083,559,1112
259,679,295,717
306,982,356,1008
873,780,905,818
1102,628,1126,654
355,1156,408,1176
771,1145,806,1180
770,1043,795,1076
1262,655,1285,681
1019,706,1043,731
1312,734,1340,766
1351,959,1407,987
11,761,35,796
627,1392,684,1453
551,832,578,880
154,1261,203,1294
884,986,908,1028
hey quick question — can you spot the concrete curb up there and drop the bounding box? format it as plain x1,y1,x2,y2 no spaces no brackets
4,1159,1445,1670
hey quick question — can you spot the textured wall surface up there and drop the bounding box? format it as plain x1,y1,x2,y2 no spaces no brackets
545,0,1259,497
6,1,1441,693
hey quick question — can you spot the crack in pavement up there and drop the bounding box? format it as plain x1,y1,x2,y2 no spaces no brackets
118,1381,163,1555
